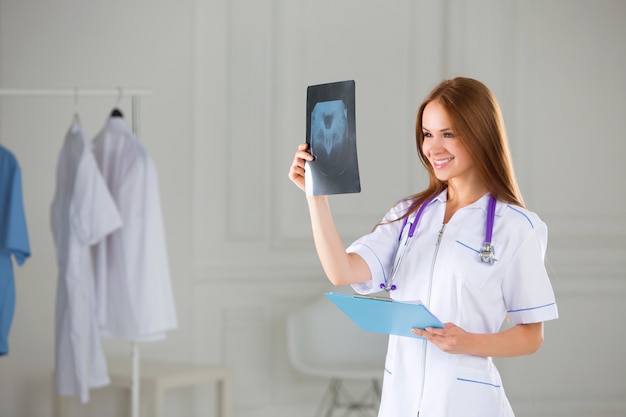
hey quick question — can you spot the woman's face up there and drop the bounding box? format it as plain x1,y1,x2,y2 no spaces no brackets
421,101,479,187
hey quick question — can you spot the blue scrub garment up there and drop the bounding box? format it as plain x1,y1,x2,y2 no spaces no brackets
0,145,31,356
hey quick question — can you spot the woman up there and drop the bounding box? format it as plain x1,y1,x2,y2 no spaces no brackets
288,77,558,417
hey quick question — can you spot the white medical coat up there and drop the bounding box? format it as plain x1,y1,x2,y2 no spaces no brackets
51,124,122,402
91,116,177,342
348,190,558,417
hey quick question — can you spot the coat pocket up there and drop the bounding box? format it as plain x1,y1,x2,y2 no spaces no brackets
448,366,506,417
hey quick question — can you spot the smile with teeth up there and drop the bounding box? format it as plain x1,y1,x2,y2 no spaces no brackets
433,157,454,168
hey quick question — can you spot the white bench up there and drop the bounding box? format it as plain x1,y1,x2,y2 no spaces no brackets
54,360,232,417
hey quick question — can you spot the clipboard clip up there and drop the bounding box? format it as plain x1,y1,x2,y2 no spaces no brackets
353,294,393,302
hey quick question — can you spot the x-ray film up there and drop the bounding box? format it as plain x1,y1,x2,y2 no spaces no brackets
305,80,360,196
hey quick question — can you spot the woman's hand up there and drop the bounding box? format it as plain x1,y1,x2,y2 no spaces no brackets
413,323,473,354
288,143,314,192
413,321,544,357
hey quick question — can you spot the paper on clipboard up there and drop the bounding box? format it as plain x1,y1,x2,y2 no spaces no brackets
324,293,444,340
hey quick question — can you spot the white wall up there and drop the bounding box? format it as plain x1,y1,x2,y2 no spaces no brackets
1,1,625,416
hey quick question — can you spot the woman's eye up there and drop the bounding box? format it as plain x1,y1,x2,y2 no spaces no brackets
423,132,432,138
444,132,454,138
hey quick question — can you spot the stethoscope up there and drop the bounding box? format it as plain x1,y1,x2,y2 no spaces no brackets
380,195,497,292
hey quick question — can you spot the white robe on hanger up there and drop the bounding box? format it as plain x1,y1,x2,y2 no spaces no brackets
91,116,177,342
51,123,122,403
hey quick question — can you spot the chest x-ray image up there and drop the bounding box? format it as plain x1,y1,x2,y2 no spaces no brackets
305,80,360,196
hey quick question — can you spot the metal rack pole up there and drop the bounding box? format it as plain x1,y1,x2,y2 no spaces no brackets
0,88,152,97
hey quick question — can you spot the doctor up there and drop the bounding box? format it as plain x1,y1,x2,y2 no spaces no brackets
288,77,558,417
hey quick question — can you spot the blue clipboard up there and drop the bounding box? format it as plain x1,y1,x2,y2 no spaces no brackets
324,293,444,339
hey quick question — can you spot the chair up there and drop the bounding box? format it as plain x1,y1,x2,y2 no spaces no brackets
286,294,388,417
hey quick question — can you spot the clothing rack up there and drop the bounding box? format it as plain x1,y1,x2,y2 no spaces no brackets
0,87,151,137
0,87,152,417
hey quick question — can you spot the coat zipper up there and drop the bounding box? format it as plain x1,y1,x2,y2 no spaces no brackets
416,224,446,416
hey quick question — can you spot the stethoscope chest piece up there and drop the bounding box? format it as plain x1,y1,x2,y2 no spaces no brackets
480,241,495,264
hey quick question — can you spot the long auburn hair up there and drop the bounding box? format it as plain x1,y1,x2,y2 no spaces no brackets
402,77,524,220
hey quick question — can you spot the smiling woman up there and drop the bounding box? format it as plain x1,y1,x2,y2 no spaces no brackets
288,77,558,417
421,100,486,219
414,78,523,215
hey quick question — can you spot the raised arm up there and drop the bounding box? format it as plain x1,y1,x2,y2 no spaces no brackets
288,143,371,286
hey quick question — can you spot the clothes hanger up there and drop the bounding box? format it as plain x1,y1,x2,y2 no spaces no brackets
110,87,124,118
72,87,81,125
